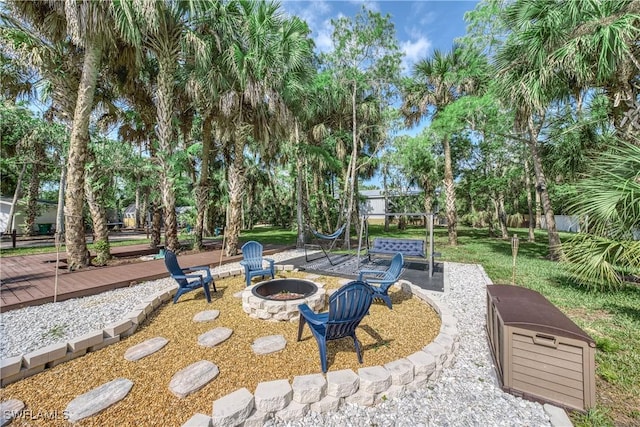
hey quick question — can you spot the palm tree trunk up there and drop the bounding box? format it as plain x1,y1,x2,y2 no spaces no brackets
156,56,179,251
65,43,102,270
527,116,563,260
194,115,213,250
443,135,458,245
150,202,162,249
25,154,43,236
85,179,110,265
225,135,245,257
295,122,305,248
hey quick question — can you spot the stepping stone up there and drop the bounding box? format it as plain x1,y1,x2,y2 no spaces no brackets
233,291,244,298
251,335,286,355
169,360,219,398
124,337,169,361
193,310,220,323
1,399,25,425
198,327,233,348
65,378,133,422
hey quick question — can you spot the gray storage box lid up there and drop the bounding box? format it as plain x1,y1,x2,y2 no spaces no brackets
487,285,595,345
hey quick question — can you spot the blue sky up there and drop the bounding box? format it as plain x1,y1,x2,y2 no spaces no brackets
281,1,480,186
281,1,479,73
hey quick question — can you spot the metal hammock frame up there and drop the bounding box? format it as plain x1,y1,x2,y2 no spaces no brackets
304,223,346,265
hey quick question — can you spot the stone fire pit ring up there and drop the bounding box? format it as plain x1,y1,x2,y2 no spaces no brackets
242,278,326,322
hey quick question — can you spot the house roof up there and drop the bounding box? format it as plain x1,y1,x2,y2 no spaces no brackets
360,189,422,198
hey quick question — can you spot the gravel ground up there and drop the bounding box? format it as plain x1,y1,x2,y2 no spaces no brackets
269,261,552,427
0,251,552,426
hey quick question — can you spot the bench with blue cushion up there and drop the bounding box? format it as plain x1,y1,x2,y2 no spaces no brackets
367,237,425,261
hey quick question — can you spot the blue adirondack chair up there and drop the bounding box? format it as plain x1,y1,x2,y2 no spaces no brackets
240,241,275,287
297,280,374,373
357,252,404,309
164,249,215,304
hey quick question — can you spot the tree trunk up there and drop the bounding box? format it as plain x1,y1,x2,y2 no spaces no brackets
524,156,535,242
486,201,496,237
25,151,43,236
150,203,162,249
442,135,458,245
156,56,179,251
342,80,359,249
383,172,390,232
85,179,110,265
497,191,509,239
225,134,245,257
134,182,140,229
194,115,213,250
64,43,102,270
527,116,563,260
55,162,66,241
295,122,305,248
6,162,26,234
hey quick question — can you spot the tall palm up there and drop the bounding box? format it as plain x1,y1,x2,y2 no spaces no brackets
217,1,313,256
5,0,120,269
116,0,215,251
401,45,482,246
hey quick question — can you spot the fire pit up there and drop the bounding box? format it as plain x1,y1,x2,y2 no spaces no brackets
242,278,326,322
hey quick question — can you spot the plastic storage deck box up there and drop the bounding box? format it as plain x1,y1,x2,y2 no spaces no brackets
486,285,596,411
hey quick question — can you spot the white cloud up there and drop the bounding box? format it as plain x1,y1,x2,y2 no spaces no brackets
281,1,336,53
400,36,432,73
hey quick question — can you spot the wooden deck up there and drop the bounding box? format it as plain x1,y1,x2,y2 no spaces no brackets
0,243,292,312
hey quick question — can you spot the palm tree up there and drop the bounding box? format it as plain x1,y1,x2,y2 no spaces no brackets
217,1,313,256
401,45,483,246
562,141,640,289
496,0,640,259
4,0,120,269
115,0,217,252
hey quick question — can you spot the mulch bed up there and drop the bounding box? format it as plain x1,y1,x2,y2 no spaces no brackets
3,271,440,426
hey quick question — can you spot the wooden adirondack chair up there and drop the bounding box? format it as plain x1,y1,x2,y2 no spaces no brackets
164,250,215,304
239,241,275,287
357,252,404,309
297,280,374,373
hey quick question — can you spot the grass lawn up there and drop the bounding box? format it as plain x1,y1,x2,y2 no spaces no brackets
2,224,638,425
250,223,640,426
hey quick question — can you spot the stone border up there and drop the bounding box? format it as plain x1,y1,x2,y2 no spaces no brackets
0,264,457,427
191,277,458,427
0,266,243,386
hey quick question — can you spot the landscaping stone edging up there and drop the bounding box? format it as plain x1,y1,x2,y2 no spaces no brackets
200,277,458,427
0,264,457,427
0,267,244,387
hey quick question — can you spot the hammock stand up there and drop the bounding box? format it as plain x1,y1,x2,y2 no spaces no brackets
304,224,346,265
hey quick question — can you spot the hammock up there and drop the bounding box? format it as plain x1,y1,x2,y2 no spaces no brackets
304,224,346,265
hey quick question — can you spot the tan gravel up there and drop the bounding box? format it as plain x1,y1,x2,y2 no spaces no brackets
2,271,440,426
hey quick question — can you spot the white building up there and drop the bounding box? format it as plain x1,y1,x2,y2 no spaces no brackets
359,189,423,223
0,196,58,234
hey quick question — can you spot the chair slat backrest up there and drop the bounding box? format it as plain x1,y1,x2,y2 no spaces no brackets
241,241,264,270
164,250,187,287
384,253,404,281
326,281,373,339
